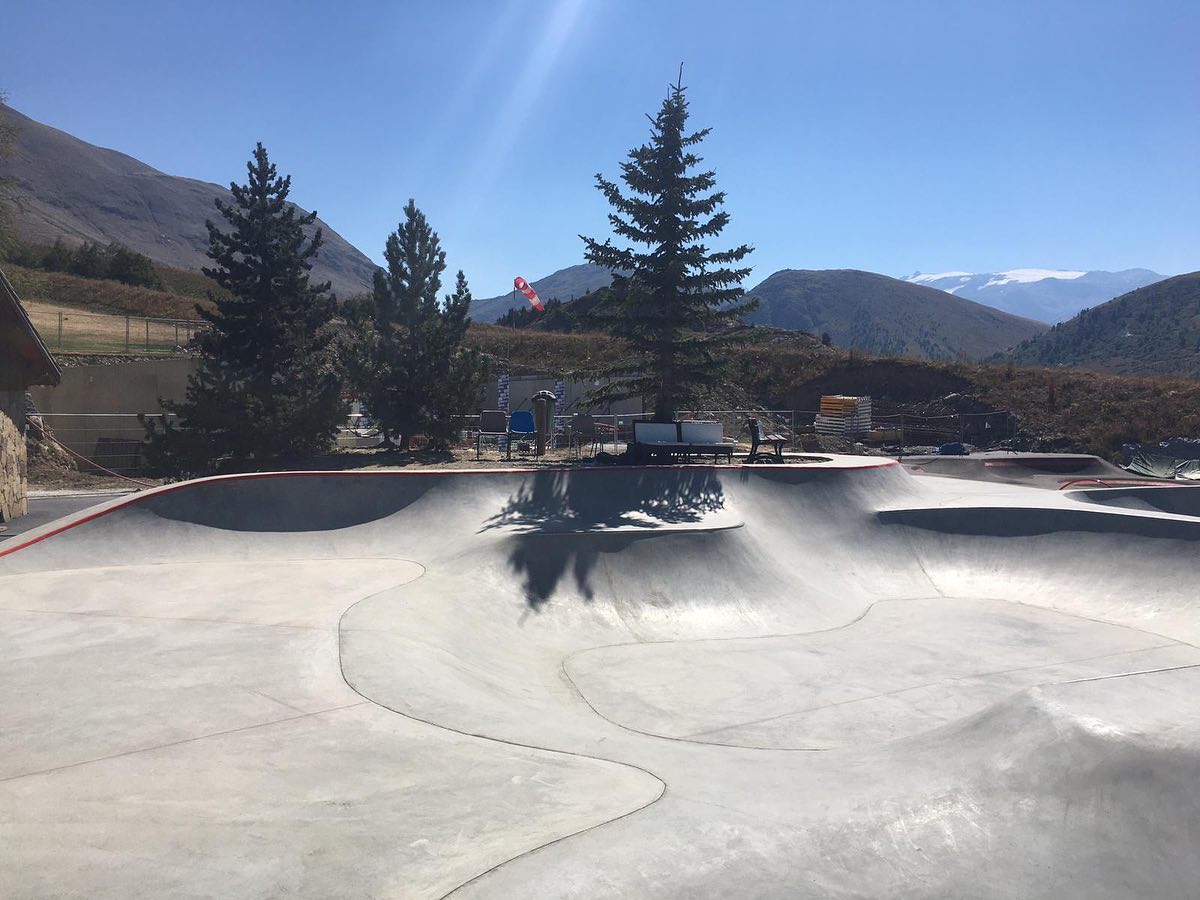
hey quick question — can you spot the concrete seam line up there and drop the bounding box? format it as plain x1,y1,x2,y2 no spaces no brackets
1059,662,1200,685
0,606,337,631
439,785,668,899
0,701,369,785
679,641,1184,742
0,555,422,579
558,655,829,753
552,598,923,753
0,558,425,631
559,596,1192,750
333,585,668,900
966,594,1200,653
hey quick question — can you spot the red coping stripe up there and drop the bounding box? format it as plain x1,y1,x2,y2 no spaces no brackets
0,459,898,560
1058,478,1186,491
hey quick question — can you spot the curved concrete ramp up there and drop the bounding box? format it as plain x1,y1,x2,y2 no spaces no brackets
2,457,1199,898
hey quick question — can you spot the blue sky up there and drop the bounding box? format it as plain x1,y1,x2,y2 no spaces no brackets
5,0,1198,294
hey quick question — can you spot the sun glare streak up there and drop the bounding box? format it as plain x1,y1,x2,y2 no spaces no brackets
452,0,588,209
416,0,531,164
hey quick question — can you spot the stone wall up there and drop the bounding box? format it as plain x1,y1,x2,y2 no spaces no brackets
0,391,28,522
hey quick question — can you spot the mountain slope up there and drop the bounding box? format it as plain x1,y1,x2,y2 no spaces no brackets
1007,272,1200,377
471,263,613,322
0,104,377,298
745,269,1049,360
908,268,1161,323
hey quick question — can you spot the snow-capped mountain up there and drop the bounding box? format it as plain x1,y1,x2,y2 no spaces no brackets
906,268,1162,323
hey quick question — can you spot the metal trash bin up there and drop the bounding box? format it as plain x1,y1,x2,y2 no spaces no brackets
531,390,557,457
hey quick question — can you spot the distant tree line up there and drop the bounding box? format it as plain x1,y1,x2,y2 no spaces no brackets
3,238,164,289
495,292,609,332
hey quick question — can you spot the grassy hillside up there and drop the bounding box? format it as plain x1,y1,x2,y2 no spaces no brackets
1007,272,1200,377
0,103,377,297
4,263,209,319
745,269,1049,360
11,262,1197,461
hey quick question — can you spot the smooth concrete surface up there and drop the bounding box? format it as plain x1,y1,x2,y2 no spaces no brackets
0,490,133,542
1,457,1199,898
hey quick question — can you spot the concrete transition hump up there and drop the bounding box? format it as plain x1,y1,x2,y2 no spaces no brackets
2,456,1200,898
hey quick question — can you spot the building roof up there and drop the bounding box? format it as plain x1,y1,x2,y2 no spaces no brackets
0,266,62,389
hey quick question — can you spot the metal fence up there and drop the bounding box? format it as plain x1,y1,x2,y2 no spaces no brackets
31,407,1019,475
33,413,159,475
457,408,1018,456
26,306,206,355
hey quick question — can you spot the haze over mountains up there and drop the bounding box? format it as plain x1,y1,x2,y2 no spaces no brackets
4,104,1178,368
745,269,1048,360
907,268,1161,323
1006,272,1200,377
0,104,377,298
472,264,613,323
477,263,1050,360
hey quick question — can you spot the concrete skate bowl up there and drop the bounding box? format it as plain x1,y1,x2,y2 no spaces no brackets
1067,483,1200,517
905,452,1129,487
3,457,1200,898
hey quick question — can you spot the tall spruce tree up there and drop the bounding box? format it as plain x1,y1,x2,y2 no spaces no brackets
344,200,488,450
581,72,755,422
151,144,344,472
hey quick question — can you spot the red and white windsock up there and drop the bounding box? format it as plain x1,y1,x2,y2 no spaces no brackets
514,276,544,312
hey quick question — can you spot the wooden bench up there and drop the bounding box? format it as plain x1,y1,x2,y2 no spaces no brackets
747,417,787,462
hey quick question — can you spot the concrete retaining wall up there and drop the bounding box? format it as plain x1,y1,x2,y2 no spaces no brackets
30,358,199,416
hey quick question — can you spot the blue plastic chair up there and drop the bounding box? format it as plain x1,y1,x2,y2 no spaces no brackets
507,410,537,460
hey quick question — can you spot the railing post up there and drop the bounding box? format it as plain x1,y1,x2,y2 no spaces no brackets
125,316,130,352
58,311,63,348
145,318,150,351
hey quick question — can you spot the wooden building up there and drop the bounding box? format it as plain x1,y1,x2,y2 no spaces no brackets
1,267,62,521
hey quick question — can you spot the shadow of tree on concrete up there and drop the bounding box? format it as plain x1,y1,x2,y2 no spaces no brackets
483,468,727,534
483,468,729,609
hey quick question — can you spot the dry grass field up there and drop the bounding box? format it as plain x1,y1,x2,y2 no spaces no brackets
23,299,202,354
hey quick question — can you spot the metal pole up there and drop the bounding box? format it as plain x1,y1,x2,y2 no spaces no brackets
125,316,130,352
145,318,150,350
58,311,63,348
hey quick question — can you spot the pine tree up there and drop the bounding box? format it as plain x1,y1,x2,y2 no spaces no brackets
344,200,488,450
581,71,755,422
150,144,344,472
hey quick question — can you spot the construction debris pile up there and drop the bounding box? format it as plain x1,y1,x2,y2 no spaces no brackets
815,395,873,439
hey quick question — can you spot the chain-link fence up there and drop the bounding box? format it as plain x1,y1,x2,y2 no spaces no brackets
458,408,1018,457
30,407,1018,475
26,306,206,355
32,413,160,475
